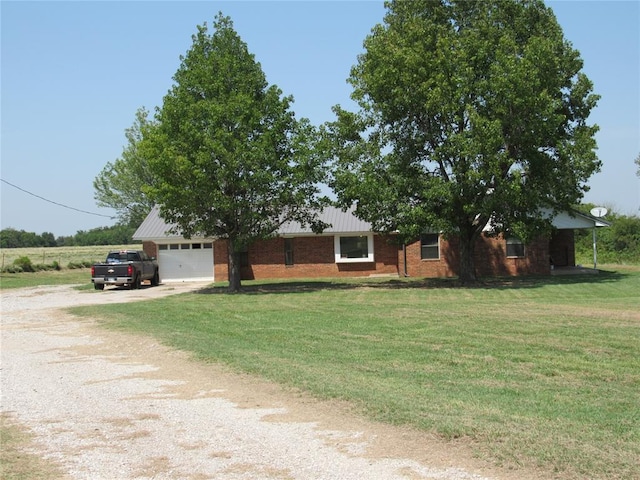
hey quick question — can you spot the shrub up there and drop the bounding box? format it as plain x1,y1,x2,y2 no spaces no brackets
32,261,62,272
13,256,34,273
66,261,89,270
2,265,23,273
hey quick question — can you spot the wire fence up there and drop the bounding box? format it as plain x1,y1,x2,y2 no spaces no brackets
0,245,140,270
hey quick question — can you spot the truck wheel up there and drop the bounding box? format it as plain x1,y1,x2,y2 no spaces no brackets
129,275,140,290
151,270,160,287
94,283,104,291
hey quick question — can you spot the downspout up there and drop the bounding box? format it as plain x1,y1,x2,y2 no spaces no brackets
403,243,410,277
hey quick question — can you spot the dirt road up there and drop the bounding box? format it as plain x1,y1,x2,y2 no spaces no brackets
1,284,528,479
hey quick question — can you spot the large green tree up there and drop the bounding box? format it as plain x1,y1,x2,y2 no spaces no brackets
93,107,157,227
145,14,327,292
328,0,600,283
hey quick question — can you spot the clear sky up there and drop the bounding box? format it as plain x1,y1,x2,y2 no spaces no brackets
2,1,639,237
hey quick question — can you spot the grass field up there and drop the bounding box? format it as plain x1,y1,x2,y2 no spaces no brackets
0,245,140,289
0,244,140,270
68,267,640,479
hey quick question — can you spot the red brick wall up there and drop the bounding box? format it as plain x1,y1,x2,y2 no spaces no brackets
474,235,550,276
403,234,551,278
213,240,229,282
213,235,400,281
142,241,157,259
162,230,558,282
402,236,459,278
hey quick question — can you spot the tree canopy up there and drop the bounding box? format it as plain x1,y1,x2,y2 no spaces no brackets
0,228,56,248
327,0,600,283
144,14,328,291
93,107,157,228
0,225,137,248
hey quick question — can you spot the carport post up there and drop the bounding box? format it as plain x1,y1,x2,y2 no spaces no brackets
592,226,597,269
589,207,607,270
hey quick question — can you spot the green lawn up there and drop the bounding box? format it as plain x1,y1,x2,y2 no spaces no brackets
69,267,640,479
0,269,91,289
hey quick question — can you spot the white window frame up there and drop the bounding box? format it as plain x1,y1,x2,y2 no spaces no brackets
334,234,375,263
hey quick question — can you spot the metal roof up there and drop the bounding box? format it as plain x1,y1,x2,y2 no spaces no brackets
134,205,607,242
133,205,372,241
133,205,185,241
279,206,372,235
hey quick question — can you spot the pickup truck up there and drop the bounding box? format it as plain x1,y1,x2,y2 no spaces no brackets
91,250,159,290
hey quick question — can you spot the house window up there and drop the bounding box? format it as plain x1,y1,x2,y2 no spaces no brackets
506,237,525,258
180,243,190,250
203,243,213,249
335,234,374,263
420,233,440,260
158,244,168,250
169,244,179,250
284,238,294,266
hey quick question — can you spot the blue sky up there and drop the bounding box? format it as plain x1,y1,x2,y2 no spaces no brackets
1,1,638,237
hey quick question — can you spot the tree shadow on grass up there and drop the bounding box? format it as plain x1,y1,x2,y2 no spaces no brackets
192,268,629,295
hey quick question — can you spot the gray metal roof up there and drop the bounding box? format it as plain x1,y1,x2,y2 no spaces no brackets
133,204,606,242
279,206,372,235
133,205,372,241
133,205,185,241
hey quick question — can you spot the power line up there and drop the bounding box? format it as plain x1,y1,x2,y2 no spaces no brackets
1,178,115,219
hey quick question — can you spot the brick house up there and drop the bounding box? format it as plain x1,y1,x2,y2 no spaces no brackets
133,205,606,283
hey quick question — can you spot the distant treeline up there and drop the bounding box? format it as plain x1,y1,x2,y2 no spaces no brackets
0,225,140,248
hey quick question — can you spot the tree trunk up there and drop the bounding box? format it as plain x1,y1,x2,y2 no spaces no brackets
227,238,242,293
458,230,478,285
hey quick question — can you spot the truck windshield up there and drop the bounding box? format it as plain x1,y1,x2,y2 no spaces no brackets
106,252,139,263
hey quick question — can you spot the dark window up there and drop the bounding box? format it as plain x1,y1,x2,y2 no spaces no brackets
192,243,201,249
420,234,440,260
107,251,139,263
203,243,213,249
340,236,369,258
169,244,179,250
284,238,294,266
506,237,525,257
180,244,190,250
158,244,168,251
239,247,249,267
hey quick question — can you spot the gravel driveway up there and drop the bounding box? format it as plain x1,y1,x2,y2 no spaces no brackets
1,283,520,480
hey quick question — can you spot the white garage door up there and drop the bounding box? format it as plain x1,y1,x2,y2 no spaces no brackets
158,242,214,282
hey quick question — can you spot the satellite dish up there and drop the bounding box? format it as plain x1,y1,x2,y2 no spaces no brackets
590,207,608,218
